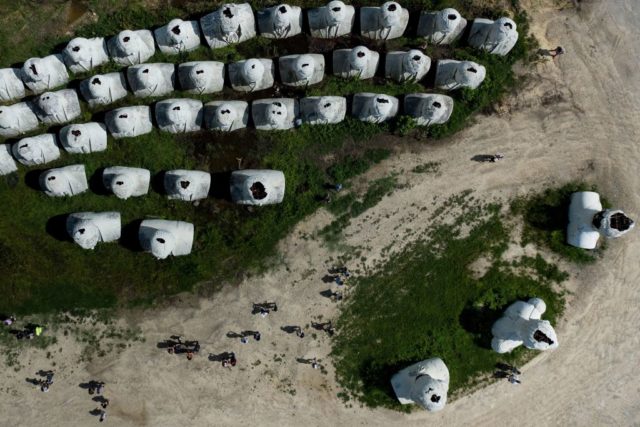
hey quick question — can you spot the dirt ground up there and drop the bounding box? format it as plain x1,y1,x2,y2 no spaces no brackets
1,0,640,425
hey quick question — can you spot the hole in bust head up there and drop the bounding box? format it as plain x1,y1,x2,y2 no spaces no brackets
123,36,130,42
467,67,477,73
221,109,231,114
251,64,256,69
72,46,81,52
196,69,205,75
43,96,50,101
448,14,457,20
301,63,310,68
115,181,124,185
118,114,128,119
223,7,234,18
412,55,421,61
29,64,38,75
332,6,341,12
71,130,82,137
356,51,366,58
142,69,149,74
78,228,85,234
387,3,397,12
180,180,190,189
19,144,28,149
172,106,181,111
376,98,389,104
323,103,332,108
533,329,554,345
504,22,513,29
278,6,288,13
156,238,165,244
171,25,181,35
431,394,441,403
47,176,56,181
250,182,267,200
432,101,442,108
91,78,102,85
272,102,282,107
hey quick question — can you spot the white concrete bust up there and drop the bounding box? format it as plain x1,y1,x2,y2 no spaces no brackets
200,3,256,49
155,98,203,134
102,166,151,199
80,72,129,108
40,164,88,197
308,1,355,38
108,29,156,66
257,4,303,39
105,106,153,139
63,37,110,73
12,134,60,166
59,122,108,154
66,212,121,250
21,55,69,94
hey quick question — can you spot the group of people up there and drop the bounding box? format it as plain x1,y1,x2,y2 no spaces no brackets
253,302,278,317
36,370,54,393
2,314,44,340
87,381,109,422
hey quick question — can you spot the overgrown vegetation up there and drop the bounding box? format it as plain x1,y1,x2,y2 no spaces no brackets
510,182,609,264
332,193,567,410
0,0,534,313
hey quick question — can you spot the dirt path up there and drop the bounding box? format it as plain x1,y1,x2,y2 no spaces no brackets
2,1,640,426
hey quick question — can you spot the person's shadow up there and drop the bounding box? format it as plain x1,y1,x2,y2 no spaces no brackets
280,326,300,334
208,352,232,362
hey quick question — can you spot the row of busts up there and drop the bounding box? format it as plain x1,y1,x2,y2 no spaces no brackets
0,92,454,174
0,53,482,139
0,2,517,103
66,213,193,259
7,160,285,205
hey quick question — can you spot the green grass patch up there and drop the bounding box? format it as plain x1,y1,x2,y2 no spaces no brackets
332,194,566,410
510,182,609,264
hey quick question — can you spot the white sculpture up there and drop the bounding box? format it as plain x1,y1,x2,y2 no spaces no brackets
279,54,325,87
492,298,558,354
155,98,203,134
164,169,211,202
230,169,285,205
178,61,225,95
102,166,150,199
0,144,18,176
21,55,69,94
252,98,298,130
391,358,449,412
204,100,249,132
154,18,201,55
308,1,355,38
468,17,519,56
127,63,176,98
139,219,194,259
0,68,26,102
385,50,431,83
299,96,346,125
417,8,467,45
404,94,454,126
34,90,81,125
333,46,379,80
105,106,153,139
63,37,110,73
40,164,88,197
80,72,129,108
66,212,121,250
107,29,156,66
567,191,635,249
228,58,274,92
0,102,39,138
257,4,303,39
360,2,409,40
352,93,399,123
435,60,486,90
59,122,107,154
12,134,60,166
200,3,256,49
